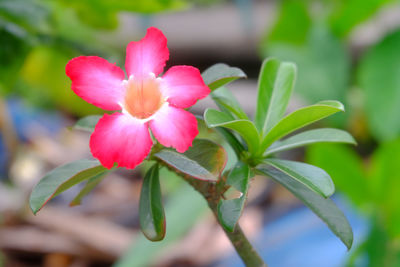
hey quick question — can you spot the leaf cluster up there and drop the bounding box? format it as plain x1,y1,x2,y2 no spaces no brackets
30,59,356,249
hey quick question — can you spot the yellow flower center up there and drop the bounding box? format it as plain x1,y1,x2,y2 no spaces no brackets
123,75,165,120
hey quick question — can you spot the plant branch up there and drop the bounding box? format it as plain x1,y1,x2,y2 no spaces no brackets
206,184,267,267
157,160,267,267
219,223,267,267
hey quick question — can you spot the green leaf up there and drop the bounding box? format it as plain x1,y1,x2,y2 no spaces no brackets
264,159,334,197
69,172,107,206
155,139,227,181
29,159,107,214
358,29,400,141
115,178,208,267
265,128,356,156
259,100,345,153
196,115,245,156
204,108,260,154
139,164,166,241
254,58,297,134
202,63,247,91
211,87,248,120
218,162,250,232
214,127,245,156
257,168,353,250
73,115,101,132
264,25,350,107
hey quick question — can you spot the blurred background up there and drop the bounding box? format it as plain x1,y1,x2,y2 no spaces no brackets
1,0,400,266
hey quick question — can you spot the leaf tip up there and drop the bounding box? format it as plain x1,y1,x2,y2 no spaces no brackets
29,195,41,215
69,201,80,207
348,135,357,146
344,234,353,251
317,100,345,112
30,205,40,216
334,101,346,112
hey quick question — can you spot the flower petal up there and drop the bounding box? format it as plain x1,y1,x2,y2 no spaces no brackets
125,27,169,78
161,66,210,108
90,113,153,169
66,56,125,110
149,105,198,153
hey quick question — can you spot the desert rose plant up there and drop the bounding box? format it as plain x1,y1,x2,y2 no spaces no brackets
30,27,356,266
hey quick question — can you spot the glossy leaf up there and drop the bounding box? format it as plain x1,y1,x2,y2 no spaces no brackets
196,115,245,156
254,58,297,134
259,100,345,153
358,29,400,141
218,162,250,232
69,172,107,206
214,127,245,156
139,164,166,241
204,108,260,154
73,115,101,132
258,168,353,250
115,178,208,267
30,159,107,214
155,139,227,181
211,87,248,120
265,128,356,156
202,63,247,91
264,159,334,197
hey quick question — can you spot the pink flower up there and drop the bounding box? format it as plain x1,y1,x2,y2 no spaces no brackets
66,27,210,169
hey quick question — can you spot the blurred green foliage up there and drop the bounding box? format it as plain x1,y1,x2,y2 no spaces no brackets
261,0,399,139
263,0,400,265
0,0,187,116
358,29,400,141
16,45,102,115
328,0,392,37
266,25,349,106
268,0,311,45
307,140,400,266
59,0,186,29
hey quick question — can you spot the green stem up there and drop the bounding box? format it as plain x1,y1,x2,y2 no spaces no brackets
206,187,267,267
220,224,267,267
157,160,267,266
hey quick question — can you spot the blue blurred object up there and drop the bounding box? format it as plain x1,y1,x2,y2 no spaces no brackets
7,98,65,141
0,98,66,177
234,0,254,37
218,196,368,267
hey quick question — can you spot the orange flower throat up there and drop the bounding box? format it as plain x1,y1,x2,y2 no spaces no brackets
124,76,165,119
